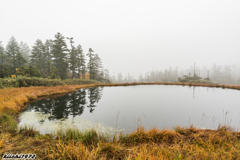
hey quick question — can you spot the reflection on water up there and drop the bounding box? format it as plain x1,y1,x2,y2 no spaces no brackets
19,85,240,134
23,88,101,121
19,87,120,134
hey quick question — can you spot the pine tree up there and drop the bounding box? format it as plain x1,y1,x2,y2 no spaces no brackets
67,37,77,79
16,52,27,68
0,41,5,64
6,36,26,74
30,39,46,73
76,45,86,79
19,41,31,64
86,48,95,79
51,32,68,80
0,41,8,78
44,39,52,77
92,54,103,81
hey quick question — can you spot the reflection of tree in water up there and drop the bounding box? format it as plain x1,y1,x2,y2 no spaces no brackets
24,88,102,122
87,87,103,113
67,89,86,118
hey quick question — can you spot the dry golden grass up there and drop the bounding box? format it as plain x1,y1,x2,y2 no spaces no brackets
43,126,240,159
1,124,240,159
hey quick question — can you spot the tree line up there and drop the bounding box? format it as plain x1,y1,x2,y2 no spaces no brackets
0,32,110,82
109,64,240,85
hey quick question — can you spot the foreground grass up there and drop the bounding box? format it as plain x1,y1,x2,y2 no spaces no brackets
1,125,240,159
1,82,240,159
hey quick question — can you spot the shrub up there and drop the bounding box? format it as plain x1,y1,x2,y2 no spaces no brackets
0,77,99,89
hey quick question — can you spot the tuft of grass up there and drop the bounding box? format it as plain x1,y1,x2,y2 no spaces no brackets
0,113,17,133
55,128,109,145
18,125,39,137
45,140,100,160
118,126,181,145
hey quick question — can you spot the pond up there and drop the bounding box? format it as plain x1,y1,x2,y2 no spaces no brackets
18,85,240,135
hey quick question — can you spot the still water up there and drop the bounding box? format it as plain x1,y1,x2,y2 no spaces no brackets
19,85,240,134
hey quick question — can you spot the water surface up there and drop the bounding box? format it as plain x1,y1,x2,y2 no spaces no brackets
19,85,240,134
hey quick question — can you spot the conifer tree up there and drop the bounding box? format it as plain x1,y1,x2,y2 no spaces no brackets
87,48,95,79
76,45,86,79
0,41,5,64
19,41,30,64
67,37,77,79
30,39,45,73
6,36,26,74
44,39,52,76
92,54,103,80
0,41,8,78
16,52,27,68
51,32,68,80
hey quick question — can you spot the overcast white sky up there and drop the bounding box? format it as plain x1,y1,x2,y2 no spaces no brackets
1,0,240,77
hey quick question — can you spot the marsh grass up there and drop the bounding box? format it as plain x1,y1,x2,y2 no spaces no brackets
1,122,240,159
43,124,240,159
54,128,110,145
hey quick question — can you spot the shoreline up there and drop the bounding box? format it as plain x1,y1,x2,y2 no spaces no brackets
2,82,240,114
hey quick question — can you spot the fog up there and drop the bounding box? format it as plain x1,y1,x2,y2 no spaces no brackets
1,0,240,82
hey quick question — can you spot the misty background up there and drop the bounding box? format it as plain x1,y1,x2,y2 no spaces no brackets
1,0,240,84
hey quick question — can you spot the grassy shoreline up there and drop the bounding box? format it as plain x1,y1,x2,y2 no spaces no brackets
1,82,240,159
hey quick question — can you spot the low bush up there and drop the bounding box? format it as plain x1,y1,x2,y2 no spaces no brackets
0,77,99,89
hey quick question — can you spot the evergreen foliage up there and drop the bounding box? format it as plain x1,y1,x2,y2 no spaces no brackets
19,41,30,64
86,48,95,79
44,39,52,76
0,41,8,78
51,32,69,80
30,39,46,73
76,45,86,79
67,37,77,79
0,33,109,82
6,36,26,74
